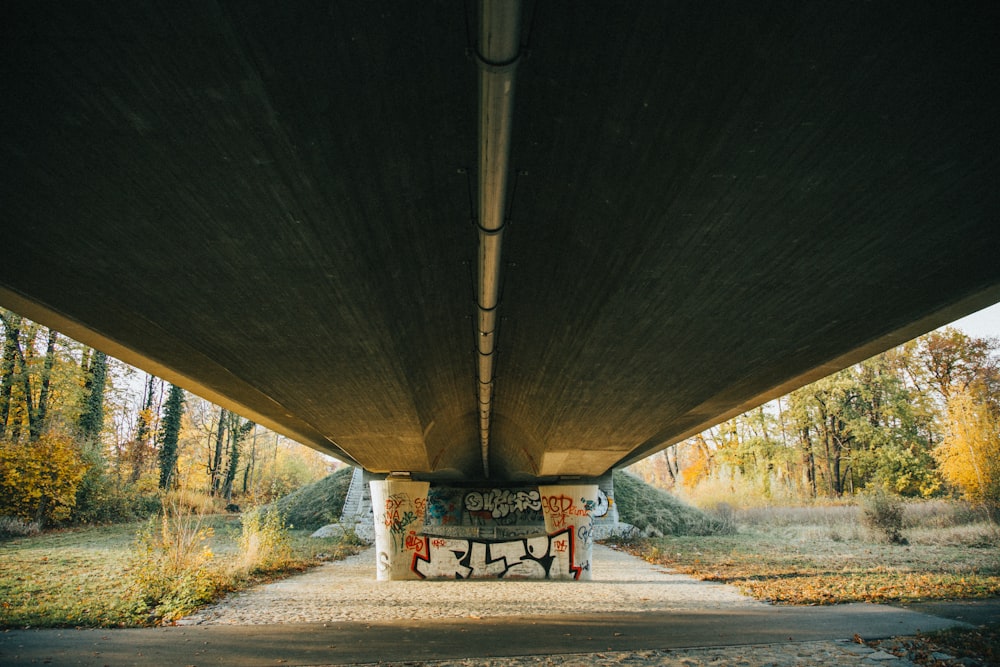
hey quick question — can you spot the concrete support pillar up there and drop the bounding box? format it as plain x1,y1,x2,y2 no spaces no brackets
538,483,599,580
370,478,429,581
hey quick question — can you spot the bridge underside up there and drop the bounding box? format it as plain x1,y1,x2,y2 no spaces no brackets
2,1,998,482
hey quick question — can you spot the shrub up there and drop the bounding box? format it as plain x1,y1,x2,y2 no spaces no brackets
167,488,223,515
71,440,160,526
126,501,223,623
72,476,161,525
233,509,292,576
0,515,42,538
860,487,907,544
0,432,87,525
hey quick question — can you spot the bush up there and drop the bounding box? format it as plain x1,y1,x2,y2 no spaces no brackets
71,441,161,526
72,476,161,525
860,487,907,544
0,515,42,538
0,432,87,525
166,488,224,515
126,501,223,623
233,509,292,576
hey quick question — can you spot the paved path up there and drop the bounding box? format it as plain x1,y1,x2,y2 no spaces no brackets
1,545,991,666
185,544,765,624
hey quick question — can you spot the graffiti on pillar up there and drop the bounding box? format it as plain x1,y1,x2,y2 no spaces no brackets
593,489,611,518
423,487,544,527
541,494,593,530
424,491,459,525
410,527,585,580
464,488,542,522
382,492,426,552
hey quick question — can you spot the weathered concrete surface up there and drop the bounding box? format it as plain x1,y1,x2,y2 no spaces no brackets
0,606,978,666
2,2,999,481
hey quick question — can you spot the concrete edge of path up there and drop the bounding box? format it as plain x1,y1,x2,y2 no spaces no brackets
2,601,992,667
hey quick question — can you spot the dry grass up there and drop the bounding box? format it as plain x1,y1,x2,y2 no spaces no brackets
626,500,1000,606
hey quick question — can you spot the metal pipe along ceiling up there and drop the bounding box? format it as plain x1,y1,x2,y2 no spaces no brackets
475,0,521,478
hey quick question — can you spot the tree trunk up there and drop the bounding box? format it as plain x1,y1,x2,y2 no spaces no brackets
242,425,258,495
29,329,57,442
9,337,33,443
78,350,108,443
799,426,817,497
209,407,227,495
0,312,23,439
157,384,184,489
129,375,155,484
222,412,239,501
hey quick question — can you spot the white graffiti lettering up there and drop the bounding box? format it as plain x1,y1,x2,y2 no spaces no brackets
593,489,610,518
412,528,582,580
464,488,541,519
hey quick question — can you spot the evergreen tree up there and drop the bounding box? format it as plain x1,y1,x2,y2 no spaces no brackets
78,350,108,443
221,413,254,501
157,384,185,489
0,311,23,440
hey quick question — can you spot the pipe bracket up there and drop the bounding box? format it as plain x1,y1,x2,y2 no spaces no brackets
475,51,521,73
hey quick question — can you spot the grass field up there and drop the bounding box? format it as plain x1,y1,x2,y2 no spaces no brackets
0,515,362,628
617,501,1000,665
621,502,1000,605
1,485,997,639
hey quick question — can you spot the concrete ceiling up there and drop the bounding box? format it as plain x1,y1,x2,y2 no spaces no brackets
2,1,998,482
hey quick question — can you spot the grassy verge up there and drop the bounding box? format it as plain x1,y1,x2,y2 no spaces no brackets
0,515,363,628
614,504,1000,666
618,507,999,605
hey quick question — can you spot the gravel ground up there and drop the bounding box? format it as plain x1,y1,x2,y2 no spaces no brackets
183,545,974,666
190,545,764,625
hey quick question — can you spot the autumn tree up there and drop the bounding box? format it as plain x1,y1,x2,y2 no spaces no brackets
221,411,254,501
208,406,227,495
0,431,87,525
0,311,60,442
0,312,85,525
936,385,1000,519
0,310,22,439
906,328,1000,403
123,374,159,485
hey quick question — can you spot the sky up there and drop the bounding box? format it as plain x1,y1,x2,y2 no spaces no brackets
941,301,1000,340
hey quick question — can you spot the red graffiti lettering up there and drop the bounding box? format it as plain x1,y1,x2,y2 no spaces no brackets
543,494,591,519
383,509,400,528
553,539,568,553
413,496,427,518
405,530,424,554
385,497,404,512
542,494,575,514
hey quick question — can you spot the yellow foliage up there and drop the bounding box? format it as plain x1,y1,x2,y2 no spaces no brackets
681,449,711,489
0,432,88,523
935,389,1000,507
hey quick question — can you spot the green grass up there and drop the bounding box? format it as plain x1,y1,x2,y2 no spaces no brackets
0,523,138,627
267,466,354,530
0,515,362,628
613,469,732,536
